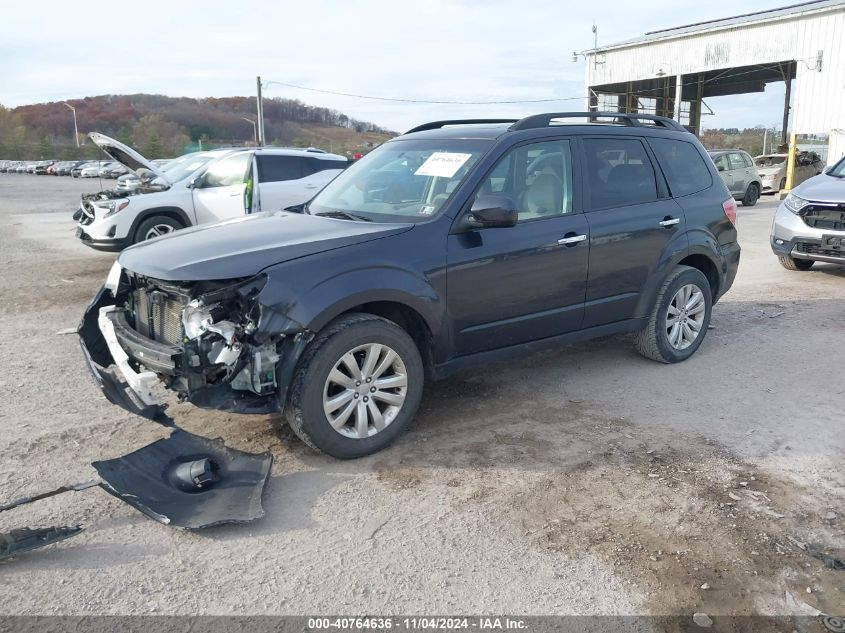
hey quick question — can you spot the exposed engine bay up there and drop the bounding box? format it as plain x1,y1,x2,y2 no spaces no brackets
73,183,167,225
77,263,307,420
122,271,280,407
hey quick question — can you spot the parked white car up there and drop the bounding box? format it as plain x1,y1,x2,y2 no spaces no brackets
80,163,105,178
74,133,349,251
755,152,823,194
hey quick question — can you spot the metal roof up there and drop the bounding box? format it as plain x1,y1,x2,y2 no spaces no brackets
593,0,845,52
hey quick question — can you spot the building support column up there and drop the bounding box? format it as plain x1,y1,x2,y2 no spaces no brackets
782,65,792,145
673,74,683,121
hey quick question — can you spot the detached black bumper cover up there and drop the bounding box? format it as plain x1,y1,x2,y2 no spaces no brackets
92,430,273,529
0,526,83,561
77,287,175,424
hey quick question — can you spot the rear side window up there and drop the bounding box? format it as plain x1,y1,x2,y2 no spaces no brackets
649,138,713,197
583,138,658,209
307,158,349,174
728,153,747,170
257,155,305,182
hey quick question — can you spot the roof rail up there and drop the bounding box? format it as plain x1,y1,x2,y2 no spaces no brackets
510,111,688,132
306,147,327,153
405,119,519,134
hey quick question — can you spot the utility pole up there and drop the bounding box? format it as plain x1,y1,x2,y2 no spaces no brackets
62,102,79,147
256,76,265,147
242,117,258,146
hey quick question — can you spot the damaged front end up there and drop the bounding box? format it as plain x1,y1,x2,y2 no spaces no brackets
78,262,308,422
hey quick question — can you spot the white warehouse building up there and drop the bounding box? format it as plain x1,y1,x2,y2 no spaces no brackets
584,0,845,165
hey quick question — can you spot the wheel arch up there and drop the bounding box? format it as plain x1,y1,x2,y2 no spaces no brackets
127,206,192,242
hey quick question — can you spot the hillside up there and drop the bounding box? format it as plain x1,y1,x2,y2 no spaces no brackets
0,94,395,159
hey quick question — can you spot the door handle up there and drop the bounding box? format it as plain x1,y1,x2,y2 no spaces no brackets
558,234,587,245
228,190,241,196
659,217,680,227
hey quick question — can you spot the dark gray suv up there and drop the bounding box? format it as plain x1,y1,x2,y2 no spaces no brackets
79,112,740,458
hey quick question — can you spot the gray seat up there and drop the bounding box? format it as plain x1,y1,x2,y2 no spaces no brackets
519,172,562,219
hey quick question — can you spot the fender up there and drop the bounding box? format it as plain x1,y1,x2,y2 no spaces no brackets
126,206,193,242
260,264,442,337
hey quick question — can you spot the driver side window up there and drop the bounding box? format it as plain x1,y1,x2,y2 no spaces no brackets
198,153,251,188
476,140,573,222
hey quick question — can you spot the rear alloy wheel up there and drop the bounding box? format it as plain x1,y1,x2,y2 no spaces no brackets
634,265,713,363
285,313,424,459
742,183,759,207
777,255,814,271
133,215,183,244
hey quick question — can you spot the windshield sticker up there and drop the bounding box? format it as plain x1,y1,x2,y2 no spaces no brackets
414,152,472,178
418,204,436,216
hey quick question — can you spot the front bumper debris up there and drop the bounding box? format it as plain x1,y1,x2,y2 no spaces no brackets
0,430,274,560
0,526,84,561
77,287,172,423
93,430,273,530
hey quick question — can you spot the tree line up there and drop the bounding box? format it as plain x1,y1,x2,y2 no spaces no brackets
0,94,394,159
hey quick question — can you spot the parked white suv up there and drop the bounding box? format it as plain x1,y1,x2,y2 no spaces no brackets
74,133,349,251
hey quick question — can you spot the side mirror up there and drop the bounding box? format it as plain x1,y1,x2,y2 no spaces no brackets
187,175,203,189
823,165,833,175
462,195,518,230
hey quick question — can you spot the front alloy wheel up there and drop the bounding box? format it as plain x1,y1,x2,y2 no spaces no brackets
286,313,424,459
323,343,408,439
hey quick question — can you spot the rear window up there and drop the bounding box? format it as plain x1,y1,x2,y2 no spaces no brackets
583,138,658,209
649,138,713,197
257,155,305,182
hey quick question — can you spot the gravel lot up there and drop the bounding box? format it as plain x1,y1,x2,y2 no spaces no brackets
0,173,843,618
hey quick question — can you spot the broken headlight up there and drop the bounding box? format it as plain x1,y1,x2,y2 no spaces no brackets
182,302,216,340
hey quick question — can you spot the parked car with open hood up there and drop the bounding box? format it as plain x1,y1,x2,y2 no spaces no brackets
74,133,349,251
78,111,740,459
708,149,761,207
755,152,822,194
770,155,845,270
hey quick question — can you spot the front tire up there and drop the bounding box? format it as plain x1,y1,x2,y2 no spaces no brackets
285,313,424,459
634,266,713,363
133,215,183,244
778,255,814,271
742,183,759,207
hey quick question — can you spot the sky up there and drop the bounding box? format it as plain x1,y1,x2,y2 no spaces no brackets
0,0,792,133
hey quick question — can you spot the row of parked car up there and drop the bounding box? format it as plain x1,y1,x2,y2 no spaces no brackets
0,159,142,178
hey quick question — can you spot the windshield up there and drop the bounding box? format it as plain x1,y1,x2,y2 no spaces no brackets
160,151,218,183
755,155,787,167
308,139,492,222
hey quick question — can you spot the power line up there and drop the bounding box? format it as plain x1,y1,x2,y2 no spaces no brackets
262,80,585,105
263,63,793,112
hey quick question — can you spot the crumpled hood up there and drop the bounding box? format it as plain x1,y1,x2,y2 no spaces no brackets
118,212,413,281
793,173,845,204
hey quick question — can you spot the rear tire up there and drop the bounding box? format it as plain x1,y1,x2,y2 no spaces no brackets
634,266,713,364
133,215,183,244
285,313,424,459
742,183,759,207
778,255,814,271
779,177,787,191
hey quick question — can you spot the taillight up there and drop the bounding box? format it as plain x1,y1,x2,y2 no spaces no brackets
722,198,737,225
